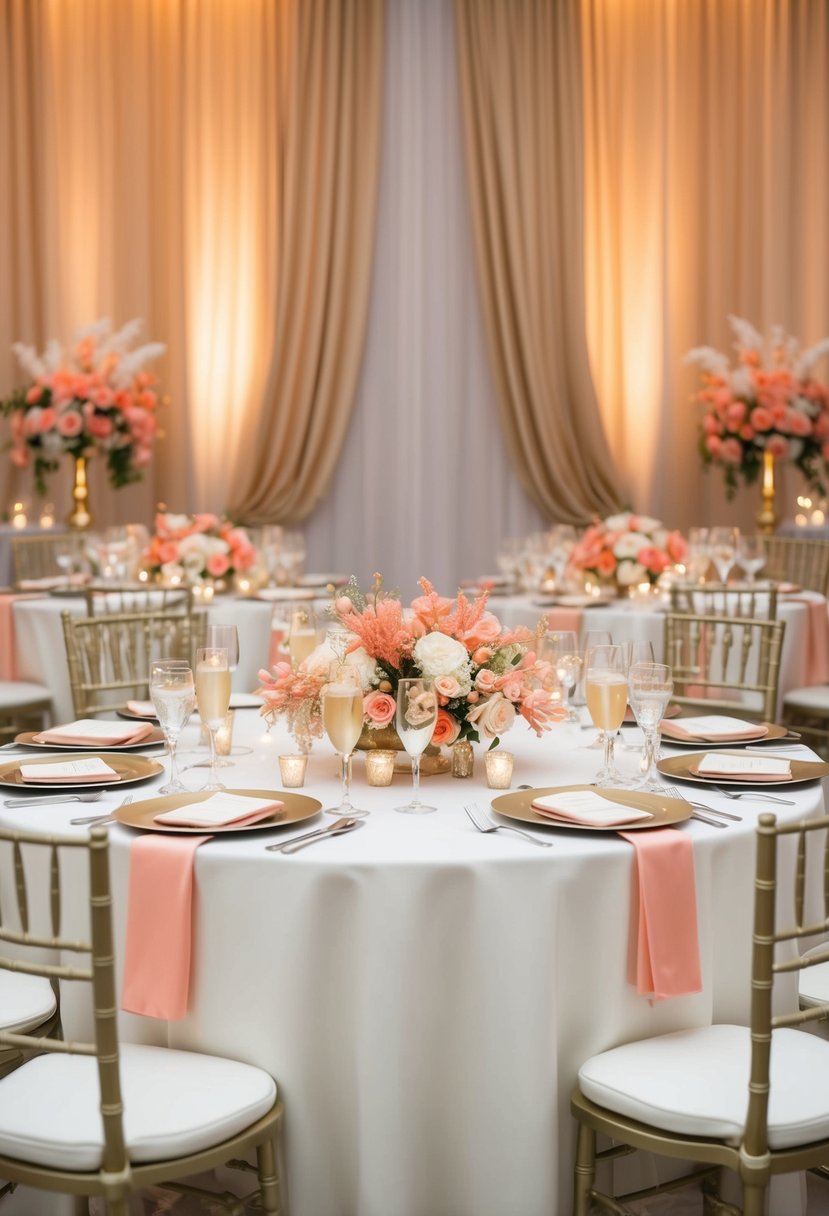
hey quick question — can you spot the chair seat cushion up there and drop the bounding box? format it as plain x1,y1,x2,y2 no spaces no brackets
0,972,56,1034
783,685,829,713
799,946,829,1008
0,682,51,711
578,1023,829,1150
0,1042,277,1170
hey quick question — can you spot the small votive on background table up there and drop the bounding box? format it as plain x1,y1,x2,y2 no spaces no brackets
365,749,396,787
200,710,235,755
485,750,514,789
278,753,308,788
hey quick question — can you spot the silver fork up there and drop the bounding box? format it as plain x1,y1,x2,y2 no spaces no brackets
710,784,795,806
464,803,553,847
4,790,104,808
70,794,135,827
663,785,735,828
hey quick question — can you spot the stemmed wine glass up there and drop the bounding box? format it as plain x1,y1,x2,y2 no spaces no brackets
322,663,366,817
709,526,740,584
206,624,240,766
195,647,231,791
541,631,581,723
577,629,613,745
628,661,673,791
737,535,766,583
614,639,655,750
288,608,317,666
149,660,196,794
584,644,629,787
395,677,438,814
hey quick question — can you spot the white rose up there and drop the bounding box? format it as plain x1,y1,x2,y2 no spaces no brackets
203,536,230,558
413,631,469,678
634,515,661,534
163,513,191,533
605,512,632,532
617,560,647,586
345,646,377,687
613,532,650,560
178,532,209,557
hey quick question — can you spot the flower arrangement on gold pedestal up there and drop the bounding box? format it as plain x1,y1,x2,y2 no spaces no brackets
142,511,258,585
257,575,565,751
685,315,829,498
1,318,164,493
568,513,687,594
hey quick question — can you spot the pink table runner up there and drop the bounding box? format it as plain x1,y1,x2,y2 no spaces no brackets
0,592,45,680
121,833,210,1019
618,827,702,1002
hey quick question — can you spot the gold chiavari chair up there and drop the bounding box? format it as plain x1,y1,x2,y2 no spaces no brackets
571,811,829,1216
782,685,829,758
61,606,207,718
82,583,195,616
760,535,829,595
664,611,785,722
10,533,81,586
0,823,287,1214
670,582,778,620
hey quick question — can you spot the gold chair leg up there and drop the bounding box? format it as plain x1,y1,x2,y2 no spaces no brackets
573,1119,596,1216
106,1200,130,1216
256,1135,282,1216
741,1183,767,1216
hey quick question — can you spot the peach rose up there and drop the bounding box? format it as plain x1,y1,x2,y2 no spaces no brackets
363,690,396,728
765,435,789,459
751,407,773,431
463,612,502,651
466,692,516,740
87,414,114,439
434,675,461,699
720,437,743,464
432,709,461,747
474,668,498,694
596,550,617,576
206,552,231,577
157,540,181,564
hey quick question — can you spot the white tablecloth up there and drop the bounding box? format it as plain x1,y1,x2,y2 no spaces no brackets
10,593,275,723
0,711,822,1215
494,591,827,717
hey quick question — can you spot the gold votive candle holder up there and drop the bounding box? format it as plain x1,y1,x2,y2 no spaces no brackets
365,749,396,787
484,750,514,789
215,710,235,756
278,753,308,788
451,739,474,778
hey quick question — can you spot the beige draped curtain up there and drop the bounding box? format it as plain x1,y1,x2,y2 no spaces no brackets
0,0,384,526
581,0,829,530
454,0,627,524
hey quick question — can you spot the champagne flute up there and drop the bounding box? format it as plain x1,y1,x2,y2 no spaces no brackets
322,663,366,817
149,660,196,794
395,677,438,814
541,630,581,723
628,661,673,791
288,607,317,666
206,623,240,767
584,644,629,787
577,629,613,743
737,534,766,583
709,526,740,584
195,647,232,791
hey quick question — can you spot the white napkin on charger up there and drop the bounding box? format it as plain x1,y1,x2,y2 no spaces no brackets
19,757,120,783
532,790,652,827
154,792,284,828
660,715,768,743
694,753,792,782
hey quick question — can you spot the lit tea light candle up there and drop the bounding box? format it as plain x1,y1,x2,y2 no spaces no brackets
485,750,514,789
278,753,308,788
236,576,251,595
138,569,150,583
11,501,27,528
365,749,396,786
215,710,235,756
38,503,55,528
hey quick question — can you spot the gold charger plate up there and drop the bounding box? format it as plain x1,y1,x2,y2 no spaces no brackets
0,752,164,791
657,751,829,787
14,727,166,751
116,708,159,723
115,787,322,835
490,784,692,832
658,721,788,748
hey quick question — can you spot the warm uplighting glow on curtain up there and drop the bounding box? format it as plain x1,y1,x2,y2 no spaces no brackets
581,0,829,529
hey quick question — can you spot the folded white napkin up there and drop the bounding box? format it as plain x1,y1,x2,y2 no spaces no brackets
661,715,768,743
532,790,652,827
154,792,284,828
126,700,157,718
33,719,154,747
694,753,792,782
20,757,120,783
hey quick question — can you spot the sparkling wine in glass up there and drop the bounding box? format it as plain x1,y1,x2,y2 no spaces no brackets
541,630,581,723
628,661,673,791
709,526,740,584
288,608,317,666
577,629,613,744
150,659,196,794
322,663,366,817
585,644,629,787
395,677,438,814
205,624,240,767
195,647,232,791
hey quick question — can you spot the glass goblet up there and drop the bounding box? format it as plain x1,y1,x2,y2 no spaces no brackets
577,629,613,745
149,659,196,794
206,623,240,767
628,661,673,791
395,677,438,814
709,526,740,584
322,663,366,817
737,534,766,583
195,647,232,791
541,630,581,723
584,644,629,787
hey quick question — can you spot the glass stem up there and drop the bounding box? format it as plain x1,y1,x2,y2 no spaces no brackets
341,753,352,808
167,736,180,785
641,730,654,779
206,727,220,787
411,755,421,806
602,730,615,776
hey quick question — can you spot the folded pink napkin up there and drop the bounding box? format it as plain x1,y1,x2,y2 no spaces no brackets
126,700,157,718
121,833,210,1019
617,827,702,1002
33,719,155,747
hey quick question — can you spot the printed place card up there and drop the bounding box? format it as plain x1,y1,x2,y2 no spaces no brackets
20,757,120,783
662,715,767,741
154,792,284,828
696,753,791,781
532,790,652,827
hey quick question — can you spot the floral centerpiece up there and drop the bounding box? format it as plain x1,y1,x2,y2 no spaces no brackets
1,318,164,493
257,576,564,750
568,513,687,592
141,511,258,585
685,315,829,497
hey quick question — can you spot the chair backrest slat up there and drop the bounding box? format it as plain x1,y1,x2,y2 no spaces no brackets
670,583,778,621
760,536,829,596
664,612,785,721
13,841,27,933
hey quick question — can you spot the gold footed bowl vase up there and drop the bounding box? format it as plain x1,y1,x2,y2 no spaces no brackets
67,453,93,530
355,724,450,775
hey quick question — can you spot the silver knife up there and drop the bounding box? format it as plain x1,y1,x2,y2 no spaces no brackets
266,817,363,854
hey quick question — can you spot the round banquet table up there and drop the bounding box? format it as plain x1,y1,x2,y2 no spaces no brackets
9,592,275,723
0,713,824,1216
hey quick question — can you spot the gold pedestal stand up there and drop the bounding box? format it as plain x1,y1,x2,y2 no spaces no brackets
756,449,777,536
67,455,93,531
